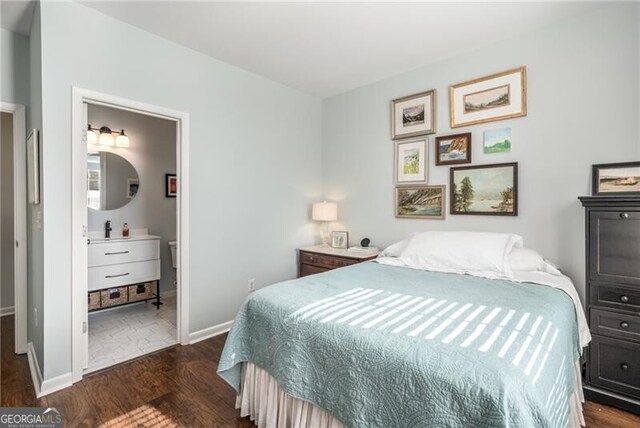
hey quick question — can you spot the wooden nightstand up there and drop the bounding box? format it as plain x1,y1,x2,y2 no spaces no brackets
298,246,379,278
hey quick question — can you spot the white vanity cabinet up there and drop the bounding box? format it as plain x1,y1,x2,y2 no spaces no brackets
87,235,161,311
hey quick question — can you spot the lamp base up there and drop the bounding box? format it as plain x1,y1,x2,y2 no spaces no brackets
319,222,330,247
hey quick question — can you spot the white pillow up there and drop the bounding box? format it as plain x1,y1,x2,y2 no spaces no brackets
398,231,523,279
509,247,562,276
379,238,410,258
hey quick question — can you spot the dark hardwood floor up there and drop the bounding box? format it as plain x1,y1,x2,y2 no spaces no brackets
2,315,640,427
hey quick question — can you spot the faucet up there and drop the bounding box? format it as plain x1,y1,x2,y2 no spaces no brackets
105,220,112,238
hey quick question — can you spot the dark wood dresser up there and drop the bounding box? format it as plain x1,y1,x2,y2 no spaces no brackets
298,246,379,278
579,196,640,414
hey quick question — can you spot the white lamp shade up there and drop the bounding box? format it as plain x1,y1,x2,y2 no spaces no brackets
115,133,130,147
87,129,97,144
99,132,115,146
312,202,337,221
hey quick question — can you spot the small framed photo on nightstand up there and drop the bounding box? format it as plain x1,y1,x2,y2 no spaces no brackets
331,231,349,249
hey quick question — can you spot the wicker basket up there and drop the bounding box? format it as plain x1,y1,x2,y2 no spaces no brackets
128,282,155,302
100,287,128,308
88,291,101,311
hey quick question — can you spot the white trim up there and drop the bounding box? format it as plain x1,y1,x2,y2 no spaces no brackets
0,306,15,317
39,373,73,398
1,102,28,355
189,320,234,345
71,88,190,383
27,342,42,397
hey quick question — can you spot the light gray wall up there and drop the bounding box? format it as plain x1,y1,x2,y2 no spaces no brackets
1,112,14,311
1,28,30,107
87,104,177,292
37,1,322,379
28,2,45,373
322,3,640,305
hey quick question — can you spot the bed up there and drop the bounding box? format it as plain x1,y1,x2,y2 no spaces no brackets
218,232,590,428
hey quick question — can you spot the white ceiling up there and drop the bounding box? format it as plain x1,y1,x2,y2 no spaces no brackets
1,1,36,36
3,1,603,97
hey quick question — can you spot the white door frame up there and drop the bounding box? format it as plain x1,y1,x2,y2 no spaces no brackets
0,102,27,355
71,88,190,382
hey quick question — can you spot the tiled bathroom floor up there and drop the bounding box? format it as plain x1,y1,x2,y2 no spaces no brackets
86,293,177,373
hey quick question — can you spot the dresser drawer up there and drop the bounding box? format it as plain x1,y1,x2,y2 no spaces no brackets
590,282,640,313
88,260,160,291
300,251,337,269
88,239,160,267
589,335,640,399
300,264,329,277
591,308,640,342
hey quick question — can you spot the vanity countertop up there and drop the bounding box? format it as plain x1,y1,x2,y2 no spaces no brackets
87,228,160,243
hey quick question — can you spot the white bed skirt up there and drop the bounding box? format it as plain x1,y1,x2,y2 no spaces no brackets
236,362,586,428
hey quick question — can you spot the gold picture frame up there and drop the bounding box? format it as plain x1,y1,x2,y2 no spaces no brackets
449,67,527,128
395,185,446,220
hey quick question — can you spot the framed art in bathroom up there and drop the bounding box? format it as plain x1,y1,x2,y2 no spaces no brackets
127,179,139,199
165,174,177,198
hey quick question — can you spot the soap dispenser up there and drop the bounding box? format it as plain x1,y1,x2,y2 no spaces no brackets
123,223,130,237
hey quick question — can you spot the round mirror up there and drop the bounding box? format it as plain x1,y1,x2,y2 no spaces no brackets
87,151,140,211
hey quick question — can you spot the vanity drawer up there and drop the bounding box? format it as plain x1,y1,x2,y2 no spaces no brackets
88,239,160,267
589,335,640,399
590,282,640,313
590,308,640,342
88,260,160,291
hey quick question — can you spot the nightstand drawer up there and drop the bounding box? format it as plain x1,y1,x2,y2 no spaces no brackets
300,264,329,277
590,282,640,313
591,308,640,342
589,335,640,399
300,251,337,269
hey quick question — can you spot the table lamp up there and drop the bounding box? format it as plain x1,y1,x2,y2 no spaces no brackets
312,201,337,247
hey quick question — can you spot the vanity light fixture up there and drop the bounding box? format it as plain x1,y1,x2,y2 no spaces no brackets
87,124,130,148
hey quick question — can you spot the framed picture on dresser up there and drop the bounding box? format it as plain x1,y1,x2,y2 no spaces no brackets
592,161,640,196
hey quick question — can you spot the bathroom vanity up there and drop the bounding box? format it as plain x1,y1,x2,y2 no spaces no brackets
87,233,161,312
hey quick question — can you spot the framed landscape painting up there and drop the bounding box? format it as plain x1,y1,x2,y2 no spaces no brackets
395,185,445,219
435,133,471,166
592,162,640,196
483,127,511,154
391,90,436,140
395,139,427,184
450,162,517,216
450,67,526,128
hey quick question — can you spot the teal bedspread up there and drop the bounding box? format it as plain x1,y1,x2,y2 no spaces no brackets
217,262,581,428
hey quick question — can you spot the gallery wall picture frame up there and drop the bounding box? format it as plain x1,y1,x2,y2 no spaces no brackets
27,129,40,205
331,231,349,249
395,185,446,220
165,173,177,198
450,162,518,216
395,139,428,185
592,161,640,196
483,127,512,154
391,89,436,140
435,133,472,166
450,67,527,128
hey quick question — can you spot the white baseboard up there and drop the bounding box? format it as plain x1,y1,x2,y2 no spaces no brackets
189,320,233,344
27,342,43,397
0,306,15,317
27,342,72,398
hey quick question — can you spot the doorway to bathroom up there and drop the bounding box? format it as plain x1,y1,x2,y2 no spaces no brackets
71,89,190,382
84,104,178,373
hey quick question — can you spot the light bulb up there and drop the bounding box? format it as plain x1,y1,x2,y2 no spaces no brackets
87,125,97,144
115,130,130,147
99,131,114,146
